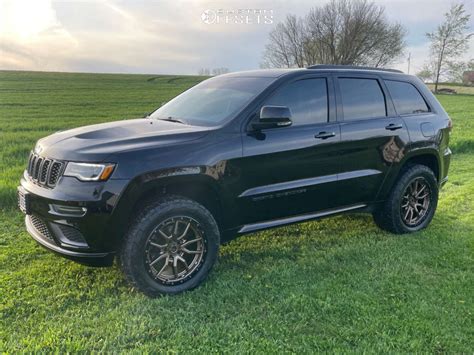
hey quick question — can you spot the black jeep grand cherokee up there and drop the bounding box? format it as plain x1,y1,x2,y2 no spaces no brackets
19,65,452,296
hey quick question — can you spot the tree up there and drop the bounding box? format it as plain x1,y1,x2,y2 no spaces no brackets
198,67,230,76
426,3,472,93
261,15,306,68
416,66,435,83
198,68,210,76
212,67,230,75
261,0,406,69
416,59,440,83
446,59,474,83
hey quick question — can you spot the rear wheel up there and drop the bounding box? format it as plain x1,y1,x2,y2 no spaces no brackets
373,164,438,234
120,196,220,296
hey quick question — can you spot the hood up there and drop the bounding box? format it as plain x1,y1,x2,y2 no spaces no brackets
36,118,212,162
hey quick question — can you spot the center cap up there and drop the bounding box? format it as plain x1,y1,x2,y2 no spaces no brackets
169,243,178,253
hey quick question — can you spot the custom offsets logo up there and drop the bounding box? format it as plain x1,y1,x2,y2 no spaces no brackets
201,9,273,25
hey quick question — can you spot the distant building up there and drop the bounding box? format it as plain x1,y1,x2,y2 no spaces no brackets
462,71,474,86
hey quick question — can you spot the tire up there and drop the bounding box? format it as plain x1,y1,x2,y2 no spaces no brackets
373,164,438,234
120,195,220,297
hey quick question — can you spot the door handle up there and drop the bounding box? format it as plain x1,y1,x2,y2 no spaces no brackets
314,131,336,140
385,123,403,131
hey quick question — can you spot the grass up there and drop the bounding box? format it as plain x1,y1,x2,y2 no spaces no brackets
0,71,473,352
426,83,474,95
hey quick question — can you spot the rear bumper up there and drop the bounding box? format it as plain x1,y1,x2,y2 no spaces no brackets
25,214,114,266
439,176,448,188
440,147,451,189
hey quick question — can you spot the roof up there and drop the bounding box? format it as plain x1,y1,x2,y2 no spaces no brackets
307,64,403,73
222,69,303,78
220,65,404,79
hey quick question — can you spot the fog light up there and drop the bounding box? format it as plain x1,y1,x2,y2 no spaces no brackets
49,204,87,217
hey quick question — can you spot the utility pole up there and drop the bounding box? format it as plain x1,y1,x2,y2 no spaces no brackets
407,52,411,74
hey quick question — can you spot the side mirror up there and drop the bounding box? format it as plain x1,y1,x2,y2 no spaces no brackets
251,105,292,130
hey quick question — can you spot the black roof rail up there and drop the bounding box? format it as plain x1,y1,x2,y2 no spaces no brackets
307,64,403,74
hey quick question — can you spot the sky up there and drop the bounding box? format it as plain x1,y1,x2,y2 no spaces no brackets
0,0,473,75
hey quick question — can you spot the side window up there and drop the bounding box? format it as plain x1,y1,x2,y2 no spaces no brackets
385,80,430,115
264,78,328,126
339,78,386,120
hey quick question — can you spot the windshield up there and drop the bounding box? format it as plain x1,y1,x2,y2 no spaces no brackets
150,76,275,127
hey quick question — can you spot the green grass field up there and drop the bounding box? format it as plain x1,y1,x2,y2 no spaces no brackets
0,71,473,352
426,83,474,95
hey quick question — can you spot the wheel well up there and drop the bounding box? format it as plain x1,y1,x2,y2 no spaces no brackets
404,154,439,181
130,179,223,229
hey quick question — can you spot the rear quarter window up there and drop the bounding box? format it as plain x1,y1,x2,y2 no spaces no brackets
385,80,430,115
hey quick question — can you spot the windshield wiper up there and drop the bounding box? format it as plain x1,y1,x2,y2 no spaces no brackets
157,116,187,124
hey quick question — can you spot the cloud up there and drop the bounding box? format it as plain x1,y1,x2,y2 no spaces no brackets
0,0,77,71
0,0,473,74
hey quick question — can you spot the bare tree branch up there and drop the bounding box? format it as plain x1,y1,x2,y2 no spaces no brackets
262,0,406,69
426,3,473,93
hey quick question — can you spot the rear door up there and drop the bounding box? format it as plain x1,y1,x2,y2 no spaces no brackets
237,75,342,225
333,74,410,207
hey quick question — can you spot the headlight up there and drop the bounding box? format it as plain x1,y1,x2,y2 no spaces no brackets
64,162,115,181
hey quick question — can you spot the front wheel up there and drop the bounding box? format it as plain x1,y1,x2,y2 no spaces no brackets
373,164,439,234
120,196,220,297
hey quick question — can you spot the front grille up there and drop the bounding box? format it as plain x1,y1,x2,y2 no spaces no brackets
48,162,63,186
40,159,50,183
27,152,64,188
29,215,55,243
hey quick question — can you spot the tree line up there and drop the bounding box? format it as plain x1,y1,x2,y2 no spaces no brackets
261,0,472,92
199,0,472,92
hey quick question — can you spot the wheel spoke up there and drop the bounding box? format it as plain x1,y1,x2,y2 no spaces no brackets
157,255,170,276
176,255,189,270
158,229,172,239
182,247,201,255
177,222,191,241
172,257,179,276
149,241,166,249
404,206,411,221
409,208,416,224
415,184,426,197
173,220,179,236
149,252,168,267
181,238,202,247
417,192,429,200
413,179,419,194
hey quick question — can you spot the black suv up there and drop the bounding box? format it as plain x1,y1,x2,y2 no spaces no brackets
18,65,452,296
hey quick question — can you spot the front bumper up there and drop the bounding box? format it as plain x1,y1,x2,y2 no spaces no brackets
25,214,114,266
19,171,129,267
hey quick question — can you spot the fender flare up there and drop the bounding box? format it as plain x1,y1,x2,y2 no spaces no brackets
107,166,229,242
